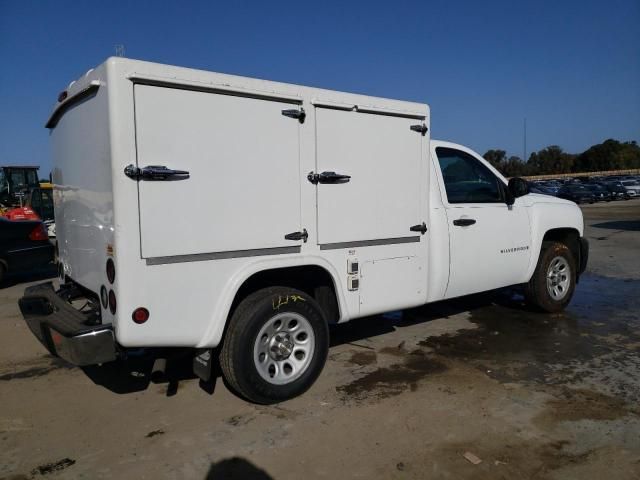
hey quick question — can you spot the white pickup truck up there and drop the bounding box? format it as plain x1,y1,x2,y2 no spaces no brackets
20,58,588,404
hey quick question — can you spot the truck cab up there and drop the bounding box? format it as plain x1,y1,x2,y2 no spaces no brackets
19,58,588,404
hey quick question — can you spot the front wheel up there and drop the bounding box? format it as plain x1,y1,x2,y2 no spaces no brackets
220,287,329,404
524,241,576,313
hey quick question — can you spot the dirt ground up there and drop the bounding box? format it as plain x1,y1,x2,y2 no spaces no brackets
1,200,639,480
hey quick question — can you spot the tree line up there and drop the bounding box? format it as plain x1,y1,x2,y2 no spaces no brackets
483,139,640,177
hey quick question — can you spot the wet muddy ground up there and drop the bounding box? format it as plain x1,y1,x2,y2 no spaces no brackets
1,200,639,479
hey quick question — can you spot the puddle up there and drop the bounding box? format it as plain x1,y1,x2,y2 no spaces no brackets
337,350,447,402
420,274,640,401
535,388,636,427
348,350,377,366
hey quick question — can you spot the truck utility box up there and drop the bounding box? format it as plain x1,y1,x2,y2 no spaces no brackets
21,58,588,403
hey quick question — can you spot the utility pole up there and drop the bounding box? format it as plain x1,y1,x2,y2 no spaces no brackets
523,117,527,162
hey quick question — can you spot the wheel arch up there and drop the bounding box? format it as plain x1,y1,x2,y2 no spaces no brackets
197,259,345,349
230,265,341,324
527,227,582,282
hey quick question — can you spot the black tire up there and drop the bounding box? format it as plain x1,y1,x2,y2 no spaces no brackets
524,241,576,313
0,262,5,284
220,287,329,404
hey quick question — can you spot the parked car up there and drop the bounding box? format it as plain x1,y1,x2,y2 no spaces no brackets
620,180,640,197
583,184,611,202
602,182,630,200
528,183,557,196
540,183,560,195
0,218,54,282
557,185,596,204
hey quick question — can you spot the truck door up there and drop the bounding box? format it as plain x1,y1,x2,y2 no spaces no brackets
432,145,532,298
314,107,424,246
133,84,302,260
314,106,428,315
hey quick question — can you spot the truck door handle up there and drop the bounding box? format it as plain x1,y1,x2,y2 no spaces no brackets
409,222,427,234
453,218,476,226
307,171,351,184
124,164,190,181
284,229,308,243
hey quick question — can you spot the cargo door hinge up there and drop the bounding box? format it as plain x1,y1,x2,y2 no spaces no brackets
410,123,428,136
282,108,306,123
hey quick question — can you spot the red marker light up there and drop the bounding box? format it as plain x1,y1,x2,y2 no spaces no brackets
132,308,149,324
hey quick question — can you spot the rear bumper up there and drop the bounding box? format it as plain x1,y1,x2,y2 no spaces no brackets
578,237,589,276
19,282,117,366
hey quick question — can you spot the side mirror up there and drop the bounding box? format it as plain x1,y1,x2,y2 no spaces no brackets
506,177,529,205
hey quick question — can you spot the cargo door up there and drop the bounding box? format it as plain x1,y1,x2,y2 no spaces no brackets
133,85,302,260
314,107,424,247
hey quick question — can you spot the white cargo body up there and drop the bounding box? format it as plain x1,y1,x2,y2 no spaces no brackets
21,58,588,403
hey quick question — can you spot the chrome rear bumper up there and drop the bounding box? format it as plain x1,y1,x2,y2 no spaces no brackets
19,282,117,366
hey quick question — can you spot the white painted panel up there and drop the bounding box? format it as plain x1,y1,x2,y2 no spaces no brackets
50,74,114,296
359,256,424,316
443,203,531,298
134,85,301,258
315,108,422,245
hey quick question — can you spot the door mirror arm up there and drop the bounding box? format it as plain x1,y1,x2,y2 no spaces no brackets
505,189,515,206
506,177,529,205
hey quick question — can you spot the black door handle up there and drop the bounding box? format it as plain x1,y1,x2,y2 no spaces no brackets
307,171,351,184
453,218,476,226
284,229,308,243
409,222,427,234
125,164,190,181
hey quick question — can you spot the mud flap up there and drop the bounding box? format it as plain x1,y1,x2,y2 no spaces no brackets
193,348,213,382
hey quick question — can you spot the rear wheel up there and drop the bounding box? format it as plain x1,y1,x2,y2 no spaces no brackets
0,262,6,283
524,241,576,313
220,287,329,404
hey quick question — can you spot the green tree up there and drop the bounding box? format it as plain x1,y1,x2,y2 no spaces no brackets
527,146,575,175
483,149,507,170
574,139,640,172
503,156,528,177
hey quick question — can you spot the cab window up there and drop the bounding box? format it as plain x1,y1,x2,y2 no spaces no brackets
435,147,503,204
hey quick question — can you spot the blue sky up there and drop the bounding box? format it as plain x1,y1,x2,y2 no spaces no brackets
1,0,638,174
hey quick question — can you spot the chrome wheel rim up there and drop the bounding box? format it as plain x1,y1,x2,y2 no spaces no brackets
253,312,315,385
546,256,571,301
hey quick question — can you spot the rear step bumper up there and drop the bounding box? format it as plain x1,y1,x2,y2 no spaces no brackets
19,282,117,366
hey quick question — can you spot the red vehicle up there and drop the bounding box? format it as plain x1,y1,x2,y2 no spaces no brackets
2,206,40,221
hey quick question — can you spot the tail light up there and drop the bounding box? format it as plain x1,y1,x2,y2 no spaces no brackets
106,259,115,284
132,308,150,324
29,224,49,241
108,290,117,314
